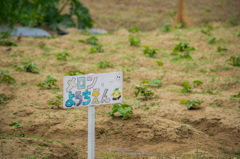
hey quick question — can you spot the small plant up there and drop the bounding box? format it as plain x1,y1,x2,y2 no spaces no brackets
9,123,25,137
38,42,46,49
237,30,240,37
174,23,183,29
0,94,10,104
226,56,240,67
161,23,171,32
36,75,59,89
49,95,63,108
0,71,15,84
89,44,104,53
16,62,39,73
231,92,240,98
108,103,133,119
135,85,154,100
143,46,159,57
156,61,164,66
0,31,11,39
181,80,203,93
0,39,17,46
201,24,213,36
180,99,202,110
128,26,140,33
79,36,98,45
55,50,70,61
141,79,162,87
229,17,238,26
65,70,86,76
98,61,114,69
129,35,141,47
171,52,192,61
217,46,227,52
208,37,216,44
204,69,216,73
172,42,196,55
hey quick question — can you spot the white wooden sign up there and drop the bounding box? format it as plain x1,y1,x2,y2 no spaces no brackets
63,72,123,109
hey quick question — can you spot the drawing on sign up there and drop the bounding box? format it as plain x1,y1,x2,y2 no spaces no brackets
111,88,122,100
63,72,123,108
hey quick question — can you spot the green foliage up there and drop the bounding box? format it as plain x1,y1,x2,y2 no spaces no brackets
108,103,133,119
129,35,141,47
180,99,202,110
141,79,162,87
128,26,140,33
231,92,240,98
226,56,240,67
172,42,196,54
217,46,227,52
135,85,154,100
0,39,17,46
174,23,183,29
0,94,10,104
204,69,216,73
0,0,93,30
237,30,240,37
229,17,239,26
98,61,114,69
38,42,46,49
0,31,11,39
36,75,58,89
161,23,171,32
9,122,25,137
181,80,203,93
0,71,15,84
49,95,63,108
16,62,39,73
156,61,164,66
65,70,86,76
143,46,159,57
205,8,212,13
171,52,192,61
201,24,213,35
89,44,104,53
55,50,70,61
79,36,98,45
208,37,216,44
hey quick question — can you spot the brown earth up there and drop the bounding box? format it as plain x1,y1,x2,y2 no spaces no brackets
1,0,240,159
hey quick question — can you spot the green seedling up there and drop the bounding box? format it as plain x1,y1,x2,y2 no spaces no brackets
229,17,238,26
160,23,171,32
171,52,192,61
205,8,212,13
0,31,11,39
217,46,227,52
143,46,159,57
204,69,216,73
208,37,216,44
89,44,104,53
0,94,10,104
181,80,203,93
0,39,17,46
128,26,140,33
108,103,133,119
36,75,59,89
201,24,213,36
79,35,98,45
174,23,183,29
98,61,114,69
16,62,39,73
135,85,154,100
129,35,141,47
133,100,143,109
55,50,70,61
9,123,25,137
65,70,86,76
49,95,63,108
226,56,240,67
156,61,164,66
180,99,202,110
0,71,15,84
172,42,196,55
38,42,46,49
231,92,240,98
141,79,162,87
237,30,240,37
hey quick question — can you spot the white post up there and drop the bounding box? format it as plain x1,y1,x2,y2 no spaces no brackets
88,105,95,159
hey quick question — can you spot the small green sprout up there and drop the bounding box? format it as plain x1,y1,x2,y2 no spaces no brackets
128,26,140,33
181,80,203,93
0,94,10,104
226,56,240,67
141,79,162,87
237,30,240,37
108,103,133,119
231,92,240,98
201,24,213,36
208,37,216,44
172,42,196,55
156,61,164,66
79,35,98,45
65,70,86,76
0,39,17,46
16,62,39,73
36,75,59,89
55,50,71,61
49,95,63,108
89,44,104,53
135,85,154,100
180,99,202,110
161,23,171,32
143,46,159,57
217,46,227,52
98,61,114,69
0,71,15,84
9,123,25,137
129,35,141,47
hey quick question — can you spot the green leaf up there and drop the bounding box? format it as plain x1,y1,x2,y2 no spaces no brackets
180,99,186,104
193,80,203,86
133,100,143,109
9,123,17,127
156,61,164,66
140,80,150,84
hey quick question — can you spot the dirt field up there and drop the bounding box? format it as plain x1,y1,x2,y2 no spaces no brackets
1,1,240,159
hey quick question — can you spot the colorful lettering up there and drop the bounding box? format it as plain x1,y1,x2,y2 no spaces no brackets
83,89,91,105
65,91,75,107
66,77,77,92
75,91,83,106
92,89,100,104
77,77,85,89
87,76,98,89
101,89,110,103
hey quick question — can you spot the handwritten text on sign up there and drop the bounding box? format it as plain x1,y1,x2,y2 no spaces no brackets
63,72,123,108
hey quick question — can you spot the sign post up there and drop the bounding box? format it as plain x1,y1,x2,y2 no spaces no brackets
63,72,123,158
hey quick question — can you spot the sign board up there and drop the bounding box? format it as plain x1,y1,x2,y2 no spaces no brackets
63,72,123,109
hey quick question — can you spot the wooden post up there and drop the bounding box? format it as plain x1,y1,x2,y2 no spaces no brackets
177,0,183,24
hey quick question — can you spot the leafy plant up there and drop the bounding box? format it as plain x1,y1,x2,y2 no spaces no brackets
181,80,203,93
201,24,213,36
217,46,227,52
0,94,10,104
141,79,162,87
231,92,240,98
135,85,154,100
229,17,239,26
36,75,58,89
226,56,240,67
208,37,216,44
143,46,159,57
172,42,196,55
89,44,104,53
0,71,15,84
65,70,86,76
237,30,240,37
156,61,164,66
9,123,25,137
55,50,71,61
0,39,17,46
16,62,39,73
161,23,171,32
98,61,114,69
0,0,93,30
129,35,141,47
128,26,140,33
180,99,202,110
0,31,11,39
174,23,183,29
108,103,133,120
49,95,63,108
171,52,192,61
79,36,98,45
38,42,46,49
204,69,216,73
